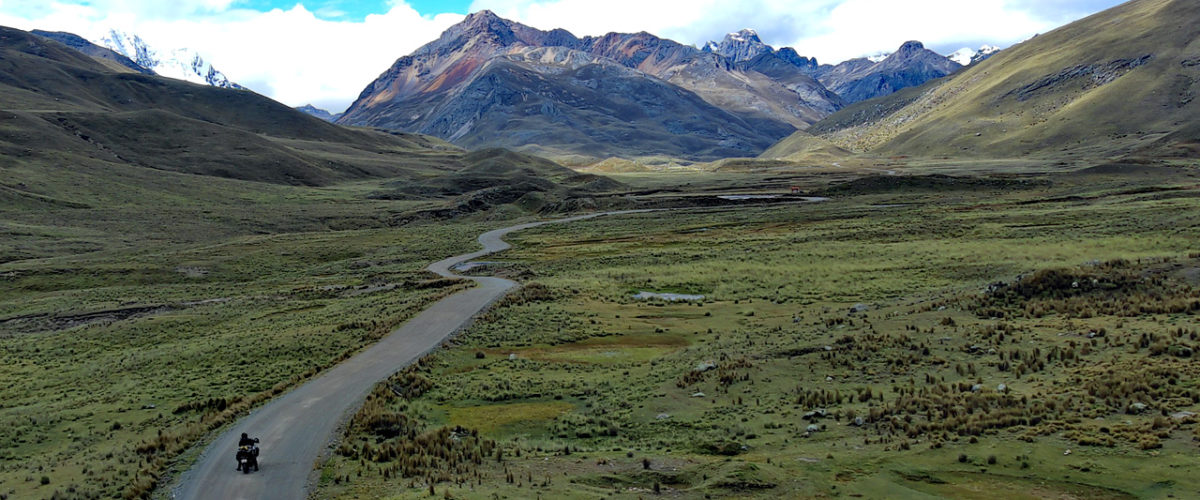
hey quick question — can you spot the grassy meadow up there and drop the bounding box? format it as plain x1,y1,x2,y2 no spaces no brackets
0,180,502,500
315,165,1200,499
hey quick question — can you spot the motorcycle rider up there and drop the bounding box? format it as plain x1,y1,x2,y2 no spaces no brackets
236,432,260,471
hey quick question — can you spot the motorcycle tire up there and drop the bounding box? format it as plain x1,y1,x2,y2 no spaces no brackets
243,461,251,474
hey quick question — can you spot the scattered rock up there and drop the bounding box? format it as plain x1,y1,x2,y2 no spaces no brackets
1170,411,1196,420
508,353,517,361
1064,449,1072,456
141,404,156,410
1129,402,1149,414
806,424,822,433
852,416,865,427
656,413,671,420
849,303,870,313
695,361,717,372
997,383,1007,392
971,384,983,392
692,392,706,398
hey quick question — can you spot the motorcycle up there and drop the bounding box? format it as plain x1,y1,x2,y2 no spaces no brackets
236,438,260,474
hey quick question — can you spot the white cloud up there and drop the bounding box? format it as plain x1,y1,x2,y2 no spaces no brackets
469,0,1120,64
791,0,1056,63
0,0,1123,111
0,2,461,112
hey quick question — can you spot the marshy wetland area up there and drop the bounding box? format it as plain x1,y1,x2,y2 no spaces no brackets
2,161,1200,500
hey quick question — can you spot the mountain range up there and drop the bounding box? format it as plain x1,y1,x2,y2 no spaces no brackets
0,23,628,224
12,0,1188,168
810,41,962,104
702,29,963,105
783,0,1199,162
336,12,969,161
32,15,969,162
337,12,818,161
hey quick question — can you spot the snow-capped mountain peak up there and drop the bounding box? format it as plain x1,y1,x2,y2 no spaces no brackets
947,44,1002,66
728,28,760,43
99,29,244,90
948,47,976,66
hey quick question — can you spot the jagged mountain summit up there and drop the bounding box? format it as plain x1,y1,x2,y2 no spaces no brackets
338,11,843,161
816,41,962,103
99,30,244,90
296,104,343,122
702,29,774,62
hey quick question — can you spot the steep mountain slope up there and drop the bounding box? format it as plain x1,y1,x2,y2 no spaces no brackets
817,41,962,103
339,11,842,160
811,0,1200,159
100,29,244,89
30,30,152,75
0,25,460,188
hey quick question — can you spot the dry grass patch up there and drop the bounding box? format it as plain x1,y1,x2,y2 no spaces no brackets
447,401,574,433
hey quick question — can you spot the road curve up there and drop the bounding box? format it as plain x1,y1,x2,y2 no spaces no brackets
170,211,646,500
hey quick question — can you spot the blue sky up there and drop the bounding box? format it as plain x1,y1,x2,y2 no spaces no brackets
233,0,474,19
0,0,1127,111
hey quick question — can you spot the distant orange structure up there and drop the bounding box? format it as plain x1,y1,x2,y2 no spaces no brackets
790,186,801,193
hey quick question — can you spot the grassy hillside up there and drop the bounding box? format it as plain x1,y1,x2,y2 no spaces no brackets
0,26,465,188
757,130,853,164
812,0,1200,160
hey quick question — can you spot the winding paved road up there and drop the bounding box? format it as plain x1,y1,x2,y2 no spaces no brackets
170,212,643,500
